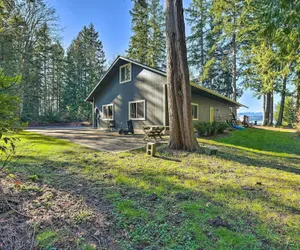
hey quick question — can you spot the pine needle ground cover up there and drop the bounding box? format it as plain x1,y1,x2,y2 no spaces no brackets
1,128,299,249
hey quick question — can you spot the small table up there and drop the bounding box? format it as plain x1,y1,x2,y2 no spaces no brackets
142,125,166,141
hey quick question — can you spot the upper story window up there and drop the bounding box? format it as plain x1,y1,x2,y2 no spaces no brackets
129,100,145,120
192,103,198,120
102,104,114,120
120,63,132,84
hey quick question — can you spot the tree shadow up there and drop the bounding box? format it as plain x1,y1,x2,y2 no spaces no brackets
7,148,299,249
208,128,300,157
215,149,300,175
4,130,300,249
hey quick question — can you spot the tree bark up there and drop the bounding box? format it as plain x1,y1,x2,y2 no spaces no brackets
296,71,300,113
262,94,267,126
232,33,237,101
269,92,274,126
165,0,199,151
263,92,272,126
200,1,204,76
276,76,287,126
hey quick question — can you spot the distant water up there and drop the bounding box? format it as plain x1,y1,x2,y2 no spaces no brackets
238,113,263,125
250,119,263,125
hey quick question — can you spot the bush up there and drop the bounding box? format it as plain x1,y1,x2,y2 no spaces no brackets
216,122,230,134
194,121,230,137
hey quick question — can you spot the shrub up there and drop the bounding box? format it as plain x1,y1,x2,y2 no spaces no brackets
194,122,211,136
216,122,230,134
194,121,230,137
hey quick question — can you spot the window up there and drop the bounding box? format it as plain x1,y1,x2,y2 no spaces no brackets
120,63,132,83
192,103,198,120
129,100,145,120
102,104,114,120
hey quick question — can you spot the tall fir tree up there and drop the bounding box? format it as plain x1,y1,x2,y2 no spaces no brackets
186,0,242,98
127,0,165,69
211,0,245,101
62,24,106,121
50,41,65,115
127,0,149,65
148,0,166,69
186,0,210,79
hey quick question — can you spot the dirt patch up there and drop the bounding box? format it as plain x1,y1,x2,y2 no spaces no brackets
0,174,120,249
209,216,231,230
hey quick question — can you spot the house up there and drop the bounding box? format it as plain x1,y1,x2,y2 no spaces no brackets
85,56,247,130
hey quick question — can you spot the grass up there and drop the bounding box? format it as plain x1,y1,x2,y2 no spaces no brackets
1,128,300,249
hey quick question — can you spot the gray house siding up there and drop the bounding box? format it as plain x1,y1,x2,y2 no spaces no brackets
89,57,245,130
94,62,165,129
191,94,236,124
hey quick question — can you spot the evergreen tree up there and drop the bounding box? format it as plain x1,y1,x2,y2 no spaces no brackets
62,24,106,121
211,0,245,101
148,0,166,69
50,42,65,116
186,0,242,98
127,0,149,64
275,97,296,125
242,41,279,125
186,0,210,79
127,0,165,69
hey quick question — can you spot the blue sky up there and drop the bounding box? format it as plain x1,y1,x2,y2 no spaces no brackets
48,0,272,113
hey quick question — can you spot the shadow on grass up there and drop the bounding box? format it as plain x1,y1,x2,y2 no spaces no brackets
7,150,299,249
209,128,300,156
19,132,70,146
215,150,300,175
4,131,300,249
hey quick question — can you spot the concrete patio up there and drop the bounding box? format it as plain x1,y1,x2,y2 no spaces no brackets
26,127,151,152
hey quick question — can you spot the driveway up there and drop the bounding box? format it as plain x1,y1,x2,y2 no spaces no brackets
26,127,149,152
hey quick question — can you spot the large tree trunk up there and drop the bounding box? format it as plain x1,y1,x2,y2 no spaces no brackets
165,0,199,151
262,94,267,126
200,1,204,76
269,92,274,126
263,93,271,126
232,33,237,101
276,76,287,126
296,71,300,113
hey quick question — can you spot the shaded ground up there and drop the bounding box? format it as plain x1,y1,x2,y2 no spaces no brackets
0,129,299,249
26,127,151,152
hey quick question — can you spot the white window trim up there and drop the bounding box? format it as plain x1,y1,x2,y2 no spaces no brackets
192,103,199,120
102,103,114,121
128,100,146,121
119,63,132,84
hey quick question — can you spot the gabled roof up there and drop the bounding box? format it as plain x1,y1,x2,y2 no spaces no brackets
85,56,248,108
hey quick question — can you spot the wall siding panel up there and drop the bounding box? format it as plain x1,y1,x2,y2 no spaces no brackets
94,63,165,129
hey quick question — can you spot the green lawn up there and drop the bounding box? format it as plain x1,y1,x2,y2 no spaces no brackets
1,128,300,249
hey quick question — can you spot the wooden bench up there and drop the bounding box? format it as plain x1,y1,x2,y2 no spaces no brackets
142,126,166,141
